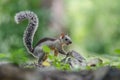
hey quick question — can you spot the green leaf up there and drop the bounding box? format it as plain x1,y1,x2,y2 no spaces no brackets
42,45,51,53
48,54,54,60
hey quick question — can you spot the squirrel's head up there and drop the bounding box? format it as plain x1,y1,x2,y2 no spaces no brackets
59,33,72,45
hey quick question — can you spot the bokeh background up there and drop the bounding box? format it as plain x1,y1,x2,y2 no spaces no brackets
0,0,120,65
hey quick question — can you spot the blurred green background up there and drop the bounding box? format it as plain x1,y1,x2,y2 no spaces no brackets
0,0,120,65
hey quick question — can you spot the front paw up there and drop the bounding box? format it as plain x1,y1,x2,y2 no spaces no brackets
66,51,72,56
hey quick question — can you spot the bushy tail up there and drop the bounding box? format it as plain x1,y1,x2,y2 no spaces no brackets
14,11,38,53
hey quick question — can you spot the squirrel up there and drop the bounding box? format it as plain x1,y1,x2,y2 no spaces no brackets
14,11,72,65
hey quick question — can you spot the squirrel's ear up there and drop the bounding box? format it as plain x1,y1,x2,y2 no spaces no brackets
60,33,65,39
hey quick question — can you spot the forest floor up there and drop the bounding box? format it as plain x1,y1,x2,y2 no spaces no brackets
0,63,120,80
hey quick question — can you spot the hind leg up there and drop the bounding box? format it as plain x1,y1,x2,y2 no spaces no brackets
38,52,48,66
33,47,47,66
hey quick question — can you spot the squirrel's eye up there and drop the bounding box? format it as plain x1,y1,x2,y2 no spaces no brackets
65,38,68,41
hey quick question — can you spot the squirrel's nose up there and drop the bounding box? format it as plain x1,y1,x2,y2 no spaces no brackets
69,41,72,44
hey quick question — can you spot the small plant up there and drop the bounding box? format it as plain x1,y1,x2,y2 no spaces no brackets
49,54,70,70
42,45,71,70
9,49,29,65
0,49,29,65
